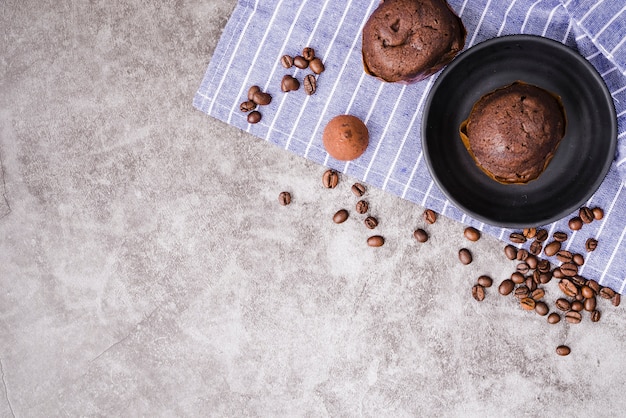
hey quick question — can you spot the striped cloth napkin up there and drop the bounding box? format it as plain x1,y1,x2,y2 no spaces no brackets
194,0,626,293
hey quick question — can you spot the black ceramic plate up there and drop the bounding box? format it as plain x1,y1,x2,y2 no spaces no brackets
422,35,617,228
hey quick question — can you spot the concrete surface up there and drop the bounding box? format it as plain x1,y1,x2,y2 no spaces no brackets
1,1,626,416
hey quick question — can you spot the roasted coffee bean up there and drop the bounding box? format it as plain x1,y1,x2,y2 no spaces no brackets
581,285,595,299
252,91,272,105
579,206,594,224
599,287,616,300
504,245,517,260
535,301,549,316
516,249,529,261
535,229,549,242
247,110,262,124
553,267,564,279
356,200,369,214
477,275,493,288
585,238,598,252
413,228,428,243
592,207,604,220
565,310,582,324
309,57,325,74
584,296,597,312
458,248,473,265
575,293,584,301
515,285,530,299
553,231,568,242
556,345,571,356
293,55,309,69
526,255,538,270
303,74,316,95
547,312,561,324
612,293,621,307
537,259,551,273
555,298,571,311
499,279,515,296
281,74,300,92
556,250,573,263
568,216,583,231
587,279,601,294
516,262,530,275
529,240,542,255
544,241,561,257
333,209,349,224
559,279,578,298
539,272,553,285
571,275,586,287
248,85,260,101
278,191,291,206
302,47,315,61
572,253,585,266
423,209,437,224
240,100,257,112
364,216,378,230
280,54,294,68
523,227,537,239
526,276,537,292
367,235,384,247
464,226,481,242
322,169,339,189
531,288,545,301
591,310,601,322
472,284,485,302
511,272,525,284
571,300,584,312
351,183,366,197
520,297,536,310
560,262,578,277
509,232,526,244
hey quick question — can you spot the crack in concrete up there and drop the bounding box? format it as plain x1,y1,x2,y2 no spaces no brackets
0,358,16,418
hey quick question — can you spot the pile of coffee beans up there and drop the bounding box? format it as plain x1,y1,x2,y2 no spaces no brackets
240,85,272,124
280,47,325,96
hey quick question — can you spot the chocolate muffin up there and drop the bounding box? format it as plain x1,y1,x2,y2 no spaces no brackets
362,0,466,83
460,82,566,184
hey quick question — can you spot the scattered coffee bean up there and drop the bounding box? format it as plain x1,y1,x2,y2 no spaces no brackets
539,272,552,284
367,235,384,247
517,249,529,261
560,262,578,277
520,297,536,310
511,272,525,284
477,275,493,288
579,206,594,224
240,100,257,112
599,287,616,300
544,241,561,257
592,207,604,220
570,300,584,312
553,267,564,279
529,240,543,255
556,345,571,356
281,74,300,92
572,253,585,266
302,47,315,61
509,232,526,244
464,226,481,241
523,227,537,239
515,285,530,299
555,298,571,311
559,278,578,297
281,54,294,68
351,183,366,197
252,91,272,106
278,191,291,206
535,229,549,242
472,284,485,302
247,110,262,124
322,169,339,189
333,209,349,224
303,74,316,95
309,57,325,74
531,288,545,301
565,310,582,324
584,296,597,312
516,262,530,274
547,312,561,324
413,228,428,243
293,55,309,69
556,250,573,263
423,209,437,224
458,248,473,265
585,238,598,252
248,85,260,101
499,279,515,296
587,280,601,294
612,293,621,307
364,216,378,230
591,310,601,322
356,200,369,214
526,276,537,292
535,301,549,316
526,255,538,270
504,245,517,260
568,216,583,231
581,285,595,299
553,231,568,242
537,259,551,273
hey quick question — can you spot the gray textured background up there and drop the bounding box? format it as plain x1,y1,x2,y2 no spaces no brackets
1,1,626,416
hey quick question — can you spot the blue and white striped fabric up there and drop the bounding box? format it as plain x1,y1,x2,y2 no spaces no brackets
194,0,626,293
